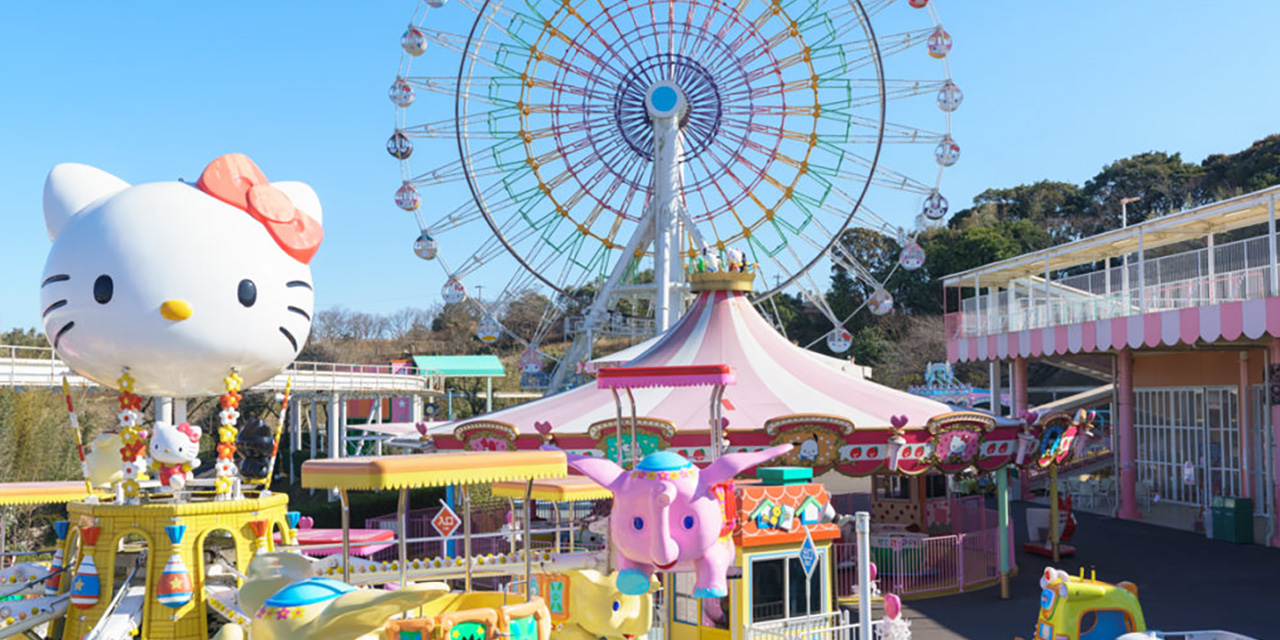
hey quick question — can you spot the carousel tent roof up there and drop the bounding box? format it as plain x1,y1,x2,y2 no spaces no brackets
445,289,950,435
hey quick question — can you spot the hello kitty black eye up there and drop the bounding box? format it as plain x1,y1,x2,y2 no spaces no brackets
93,275,113,304
238,279,257,307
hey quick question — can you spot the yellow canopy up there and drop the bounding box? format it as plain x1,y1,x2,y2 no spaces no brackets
491,476,612,502
301,451,568,491
0,482,96,506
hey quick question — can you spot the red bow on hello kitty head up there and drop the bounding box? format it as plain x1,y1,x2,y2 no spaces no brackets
176,422,201,443
196,154,323,264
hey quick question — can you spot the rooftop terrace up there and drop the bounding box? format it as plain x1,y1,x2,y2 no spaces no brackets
944,185,1280,340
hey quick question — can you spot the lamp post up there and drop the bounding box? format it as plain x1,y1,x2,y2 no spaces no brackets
1120,197,1141,310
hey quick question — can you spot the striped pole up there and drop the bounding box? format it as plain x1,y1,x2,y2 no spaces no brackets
60,377,95,498
263,378,293,492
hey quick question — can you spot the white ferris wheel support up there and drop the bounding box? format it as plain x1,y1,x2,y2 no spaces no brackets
545,82,696,394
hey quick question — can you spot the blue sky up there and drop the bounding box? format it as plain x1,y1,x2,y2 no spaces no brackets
1,1,1277,332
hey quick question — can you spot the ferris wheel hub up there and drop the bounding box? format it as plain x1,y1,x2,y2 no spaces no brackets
645,82,686,119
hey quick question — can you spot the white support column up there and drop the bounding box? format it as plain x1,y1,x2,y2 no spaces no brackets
648,82,688,333
173,398,187,424
156,397,173,424
972,274,981,335
988,286,999,335
486,378,493,413
989,360,1002,414
855,512,872,639
1208,232,1217,304
1008,279,1019,331
1270,196,1278,296
309,400,318,461
328,393,341,460
1044,256,1052,327
1137,230,1147,315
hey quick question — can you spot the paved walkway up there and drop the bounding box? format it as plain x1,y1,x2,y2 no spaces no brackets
867,501,1278,639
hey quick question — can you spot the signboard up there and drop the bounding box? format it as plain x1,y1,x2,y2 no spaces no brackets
432,502,461,537
798,526,818,578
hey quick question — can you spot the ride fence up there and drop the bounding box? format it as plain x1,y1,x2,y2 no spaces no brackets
744,610,878,640
834,515,1006,600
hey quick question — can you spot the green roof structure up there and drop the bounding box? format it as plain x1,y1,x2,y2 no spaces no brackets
412,355,506,378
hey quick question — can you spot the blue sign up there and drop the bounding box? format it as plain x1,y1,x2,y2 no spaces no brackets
798,527,818,578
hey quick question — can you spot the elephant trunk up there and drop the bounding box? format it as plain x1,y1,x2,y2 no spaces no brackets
650,484,679,567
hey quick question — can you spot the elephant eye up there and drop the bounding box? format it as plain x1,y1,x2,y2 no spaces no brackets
683,515,695,529
632,516,644,531
612,600,621,612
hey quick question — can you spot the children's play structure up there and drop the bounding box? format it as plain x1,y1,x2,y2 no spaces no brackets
1018,568,1258,640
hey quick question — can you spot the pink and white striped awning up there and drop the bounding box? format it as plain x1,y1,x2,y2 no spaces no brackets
947,298,1280,363
446,289,951,436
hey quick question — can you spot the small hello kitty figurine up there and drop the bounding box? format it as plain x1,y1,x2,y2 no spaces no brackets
150,421,202,492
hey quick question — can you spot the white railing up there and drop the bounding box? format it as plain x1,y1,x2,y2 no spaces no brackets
746,610,877,640
0,345,443,395
951,233,1277,338
564,313,656,337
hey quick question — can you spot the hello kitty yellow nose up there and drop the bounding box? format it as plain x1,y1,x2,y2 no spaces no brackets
160,300,193,322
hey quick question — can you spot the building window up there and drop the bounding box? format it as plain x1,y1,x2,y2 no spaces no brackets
925,474,948,499
749,552,824,623
673,572,700,625
875,475,912,500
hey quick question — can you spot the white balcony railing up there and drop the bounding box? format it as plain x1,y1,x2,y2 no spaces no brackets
0,344,443,395
950,233,1277,338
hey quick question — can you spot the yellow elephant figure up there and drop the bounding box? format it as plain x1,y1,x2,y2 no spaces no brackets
213,553,449,640
554,570,655,640
84,432,123,487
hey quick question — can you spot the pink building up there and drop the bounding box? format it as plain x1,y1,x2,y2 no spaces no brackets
944,186,1280,546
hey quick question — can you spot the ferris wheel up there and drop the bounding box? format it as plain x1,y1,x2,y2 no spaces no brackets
389,0,961,389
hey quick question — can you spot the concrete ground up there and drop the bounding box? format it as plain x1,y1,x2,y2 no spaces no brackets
854,501,1278,640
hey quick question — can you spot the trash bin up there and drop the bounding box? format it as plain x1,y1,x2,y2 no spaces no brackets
1210,496,1254,544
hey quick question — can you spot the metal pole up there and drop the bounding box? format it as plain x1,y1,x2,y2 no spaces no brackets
1239,352,1252,500
398,488,409,589
340,488,351,583
1049,464,1060,563
627,388,638,466
856,512,871,640
524,480,534,602
612,388,625,466
486,377,493,413
997,468,1011,599
463,484,473,592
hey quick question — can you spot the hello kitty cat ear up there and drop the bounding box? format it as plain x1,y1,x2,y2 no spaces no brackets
272,181,323,225
43,163,131,240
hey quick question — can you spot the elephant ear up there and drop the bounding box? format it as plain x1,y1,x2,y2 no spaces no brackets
299,582,451,640
563,451,625,489
210,623,247,640
239,553,318,615
699,443,794,492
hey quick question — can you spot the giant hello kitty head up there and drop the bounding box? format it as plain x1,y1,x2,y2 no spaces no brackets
40,154,323,396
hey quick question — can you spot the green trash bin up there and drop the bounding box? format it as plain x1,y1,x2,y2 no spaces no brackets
1210,496,1254,544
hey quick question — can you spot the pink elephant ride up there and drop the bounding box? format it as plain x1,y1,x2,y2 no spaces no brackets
563,444,792,598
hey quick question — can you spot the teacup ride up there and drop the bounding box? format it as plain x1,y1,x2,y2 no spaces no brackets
301,450,573,640
0,482,104,639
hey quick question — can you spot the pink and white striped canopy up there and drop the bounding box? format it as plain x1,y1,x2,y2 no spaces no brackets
451,289,950,435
